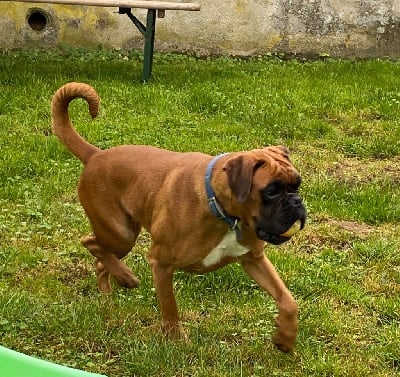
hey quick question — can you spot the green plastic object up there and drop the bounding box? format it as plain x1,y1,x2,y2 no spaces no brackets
0,346,107,377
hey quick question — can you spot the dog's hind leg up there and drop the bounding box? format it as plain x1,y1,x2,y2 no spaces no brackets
81,235,111,292
81,222,141,292
95,260,113,293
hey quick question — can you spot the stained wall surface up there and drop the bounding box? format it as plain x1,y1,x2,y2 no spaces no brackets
0,1,399,58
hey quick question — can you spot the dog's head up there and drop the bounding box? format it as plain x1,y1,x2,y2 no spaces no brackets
222,146,306,245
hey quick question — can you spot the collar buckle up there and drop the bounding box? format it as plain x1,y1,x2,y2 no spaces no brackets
230,218,239,231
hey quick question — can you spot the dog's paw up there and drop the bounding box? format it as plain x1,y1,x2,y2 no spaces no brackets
272,332,295,353
115,272,140,289
162,321,189,342
272,312,297,352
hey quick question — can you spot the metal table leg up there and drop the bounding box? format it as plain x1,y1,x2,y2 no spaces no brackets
142,9,156,82
119,7,157,82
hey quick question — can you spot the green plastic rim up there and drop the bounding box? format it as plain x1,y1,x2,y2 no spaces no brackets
0,346,107,377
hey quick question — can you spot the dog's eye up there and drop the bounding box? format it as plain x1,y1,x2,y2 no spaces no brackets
262,183,282,200
266,188,280,197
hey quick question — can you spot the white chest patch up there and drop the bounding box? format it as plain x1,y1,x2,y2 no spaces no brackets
202,231,248,268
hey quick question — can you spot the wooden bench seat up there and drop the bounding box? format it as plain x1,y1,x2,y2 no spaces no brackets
8,0,201,81
10,0,201,11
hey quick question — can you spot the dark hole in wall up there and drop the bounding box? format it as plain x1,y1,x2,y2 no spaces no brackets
27,9,49,32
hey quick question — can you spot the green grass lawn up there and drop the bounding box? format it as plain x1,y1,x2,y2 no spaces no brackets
0,48,399,376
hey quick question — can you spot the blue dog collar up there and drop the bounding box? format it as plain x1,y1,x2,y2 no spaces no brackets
204,153,242,241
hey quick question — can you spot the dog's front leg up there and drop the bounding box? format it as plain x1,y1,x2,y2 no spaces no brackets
149,259,187,340
241,253,298,352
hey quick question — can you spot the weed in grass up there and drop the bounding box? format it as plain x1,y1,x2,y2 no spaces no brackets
0,48,399,376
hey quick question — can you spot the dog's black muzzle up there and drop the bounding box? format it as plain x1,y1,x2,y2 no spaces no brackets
255,194,306,245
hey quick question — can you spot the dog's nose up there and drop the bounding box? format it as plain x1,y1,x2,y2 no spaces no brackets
288,193,303,208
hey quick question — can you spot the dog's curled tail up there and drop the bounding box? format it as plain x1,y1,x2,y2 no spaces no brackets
51,82,100,164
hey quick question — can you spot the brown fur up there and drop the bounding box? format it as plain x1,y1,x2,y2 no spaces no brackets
51,82,304,352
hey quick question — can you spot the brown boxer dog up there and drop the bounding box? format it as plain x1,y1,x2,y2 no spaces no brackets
51,82,306,352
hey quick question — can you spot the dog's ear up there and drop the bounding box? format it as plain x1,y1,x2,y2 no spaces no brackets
266,145,291,161
223,155,264,203
277,145,290,159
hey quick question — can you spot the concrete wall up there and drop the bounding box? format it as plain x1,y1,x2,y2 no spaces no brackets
0,0,399,58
